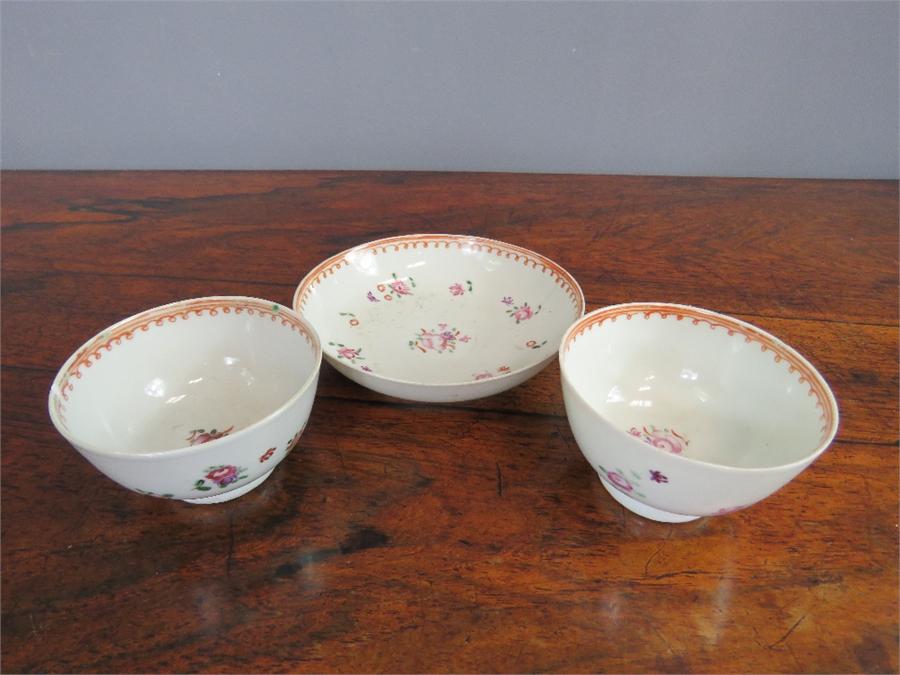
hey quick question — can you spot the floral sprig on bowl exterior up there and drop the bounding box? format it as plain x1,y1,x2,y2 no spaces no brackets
329,342,365,363
285,423,307,454
194,465,248,492
502,297,541,323
598,465,670,499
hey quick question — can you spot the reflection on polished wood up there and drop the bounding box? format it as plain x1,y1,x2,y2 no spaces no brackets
2,172,897,673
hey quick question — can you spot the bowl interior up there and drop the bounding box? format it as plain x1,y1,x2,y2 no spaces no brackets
52,299,319,454
296,236,582,385
562,305,835,469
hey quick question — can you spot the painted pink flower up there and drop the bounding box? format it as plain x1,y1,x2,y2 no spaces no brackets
259,447,276,463
606,470,633,493
512,305,534,322
186,426,233,446
410,324,466,353
501,296,514,306
361,365,373,372
337,346,360,360
189,431,213,445
474,371,493,380
366,291,380,303
390,280,412,296
649,470,668,483
415,329,439,351
449,283,465,296
206,465,238,487
629,426,688,454
285,425,306,453
645,427,686,454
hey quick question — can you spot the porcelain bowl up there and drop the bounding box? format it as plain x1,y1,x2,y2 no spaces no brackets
48,297,322,504
294,234,584,402
560,303,839,522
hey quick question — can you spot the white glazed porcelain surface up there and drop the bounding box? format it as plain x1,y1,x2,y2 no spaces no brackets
560,303,839,522
294,234,584,402
48,297,322,503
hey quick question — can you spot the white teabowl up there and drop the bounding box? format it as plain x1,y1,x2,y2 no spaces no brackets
294,234,585,402
560,303,839,522
48,297,322,503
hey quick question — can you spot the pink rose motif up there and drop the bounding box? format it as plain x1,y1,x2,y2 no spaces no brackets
605,470,633,493
416,329,439,351
259,447,276,463
409,323,466,353
629,426,688,454
512,305,533,322
646,427,686,454
501,296,514,306
189,430,213,445
186,426,234,446
449,283,465,296
206,465,238,487
390,280,412,296
337,346,360,360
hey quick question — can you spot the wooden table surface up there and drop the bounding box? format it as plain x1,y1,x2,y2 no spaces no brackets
1,171,897,674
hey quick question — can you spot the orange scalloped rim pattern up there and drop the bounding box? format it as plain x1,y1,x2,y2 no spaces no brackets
293,234,583,314
52,299,313,429
563,304,836,444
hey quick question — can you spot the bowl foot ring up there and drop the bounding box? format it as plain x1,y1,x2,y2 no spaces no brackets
182,469,274,505
599,477,699,523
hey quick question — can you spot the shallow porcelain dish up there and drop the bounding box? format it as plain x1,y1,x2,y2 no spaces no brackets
560,302,839,522
48,297,321,504
294,234,584,402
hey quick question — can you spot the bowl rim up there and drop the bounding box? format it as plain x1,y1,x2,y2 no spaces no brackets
47,295,323,460
558,301,840,473
293,233,586,389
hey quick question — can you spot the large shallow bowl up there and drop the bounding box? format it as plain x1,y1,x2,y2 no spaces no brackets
294,234,584,402
560,302,839,522
48,297,322,504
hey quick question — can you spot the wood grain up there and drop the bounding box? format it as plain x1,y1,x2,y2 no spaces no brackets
2,171,897,673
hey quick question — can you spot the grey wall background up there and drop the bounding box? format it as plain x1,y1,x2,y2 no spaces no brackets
2,0,898,178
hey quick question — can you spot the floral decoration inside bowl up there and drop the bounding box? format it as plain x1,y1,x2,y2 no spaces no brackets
294,234,584,402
